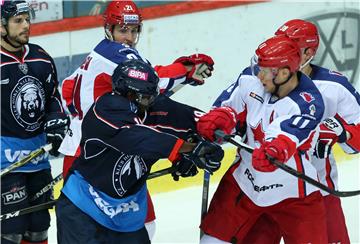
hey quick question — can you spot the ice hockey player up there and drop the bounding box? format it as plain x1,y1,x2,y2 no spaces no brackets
58,0,215,239
237,19,360,244
1,1,68,244
56,59,224,244
197,35,329,243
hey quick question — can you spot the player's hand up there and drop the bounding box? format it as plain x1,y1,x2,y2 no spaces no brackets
171,156,199,181
314,116,347,158
252,135,296,172
173,54,214,85
183,140,224,174
44,112,70,156
197,107,237,142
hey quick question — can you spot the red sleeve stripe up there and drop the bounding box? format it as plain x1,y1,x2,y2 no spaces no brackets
168,139,184,162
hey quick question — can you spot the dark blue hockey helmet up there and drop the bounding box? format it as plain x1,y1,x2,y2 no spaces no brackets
112,59,160,107
1,0,35,25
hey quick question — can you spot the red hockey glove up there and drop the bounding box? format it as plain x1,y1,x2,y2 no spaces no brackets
252,135,296,172
345,123,360,152
314,116,347,158
197,107,237,142
173,54,214,85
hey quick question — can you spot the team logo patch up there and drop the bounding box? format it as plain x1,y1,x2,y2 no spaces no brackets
128,69,148,81
1,186,27,205
113,153,147,197
249,92,264,103
10,75,45,131
306,11,359,84
309,104,316,116
18,63,28,75
300,92,315,103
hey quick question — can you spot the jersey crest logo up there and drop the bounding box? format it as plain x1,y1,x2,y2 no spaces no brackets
113,153,147,197
18,63,28,75
10,76,45,131
250,120,265,146
300,92,315,103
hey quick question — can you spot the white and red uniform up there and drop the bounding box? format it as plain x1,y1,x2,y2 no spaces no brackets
200,68,328,243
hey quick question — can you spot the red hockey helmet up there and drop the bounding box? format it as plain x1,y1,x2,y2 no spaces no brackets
103,0,142,27
255,35,301,73
275,19,319,53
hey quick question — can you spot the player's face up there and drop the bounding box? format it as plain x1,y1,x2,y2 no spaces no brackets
258,67,278,93
5,14,30,45
113,24,140,47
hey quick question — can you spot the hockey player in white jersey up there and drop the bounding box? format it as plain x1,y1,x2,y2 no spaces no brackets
196,35,328,243
58,0,215,240
241,19,360,244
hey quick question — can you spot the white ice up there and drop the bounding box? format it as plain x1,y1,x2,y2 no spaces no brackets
48,156,360,244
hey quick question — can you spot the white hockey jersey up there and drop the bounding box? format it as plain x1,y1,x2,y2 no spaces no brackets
310,64,360,195
214,68,325,206
59,39,189,156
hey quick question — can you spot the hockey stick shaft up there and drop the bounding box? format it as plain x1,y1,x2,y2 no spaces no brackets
1,166,176,221
31,173,64,201
215,130,360,197
200,171,210,239
1,144,52,178
0,200,56,221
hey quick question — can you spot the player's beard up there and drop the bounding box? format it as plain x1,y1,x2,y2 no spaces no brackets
8,31,30,46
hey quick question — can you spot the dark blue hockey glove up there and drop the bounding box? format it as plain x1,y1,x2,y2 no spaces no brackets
172,156,199,181
44,112,70,157
183,140,224,174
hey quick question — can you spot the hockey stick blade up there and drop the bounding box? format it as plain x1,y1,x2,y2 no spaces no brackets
214,130,360,198
1,144,52,178
0,200,56,221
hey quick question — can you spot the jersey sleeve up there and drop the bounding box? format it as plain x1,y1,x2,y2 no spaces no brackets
155,63,188,95
45,55,65,114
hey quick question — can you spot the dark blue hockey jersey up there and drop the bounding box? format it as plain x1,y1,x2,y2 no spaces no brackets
62,92,202,232
1,44,64,172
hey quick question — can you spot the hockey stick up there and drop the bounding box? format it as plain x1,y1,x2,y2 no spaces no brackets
0,165,177,221
1,144,53,178
200,171,210,239
0,200,56,221
215,130,360,198
31,173,64,201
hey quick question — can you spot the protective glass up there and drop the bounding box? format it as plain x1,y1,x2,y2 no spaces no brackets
257,67,279,80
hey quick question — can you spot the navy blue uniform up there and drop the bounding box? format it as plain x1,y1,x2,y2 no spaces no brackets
57,93,201,243
1,44,64,239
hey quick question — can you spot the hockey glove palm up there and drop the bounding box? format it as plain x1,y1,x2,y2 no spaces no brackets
314,116,347,158
197,106,237,142
173,53,214,85
44,112,70,156
183,140,224,174
252,135,296,172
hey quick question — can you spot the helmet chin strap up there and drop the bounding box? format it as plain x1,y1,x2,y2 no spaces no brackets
300,55,314,70
272,73,292,96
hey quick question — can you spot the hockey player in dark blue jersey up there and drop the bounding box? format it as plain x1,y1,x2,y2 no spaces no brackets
55,59,224,244
1,1,69,244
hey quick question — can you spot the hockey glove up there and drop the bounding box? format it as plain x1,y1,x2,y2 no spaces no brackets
314,116,347,158
183,140,224,174
44,112,70,157
173,53,214,85
172,156,199,181
252,135,297,172
197,106,237,143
